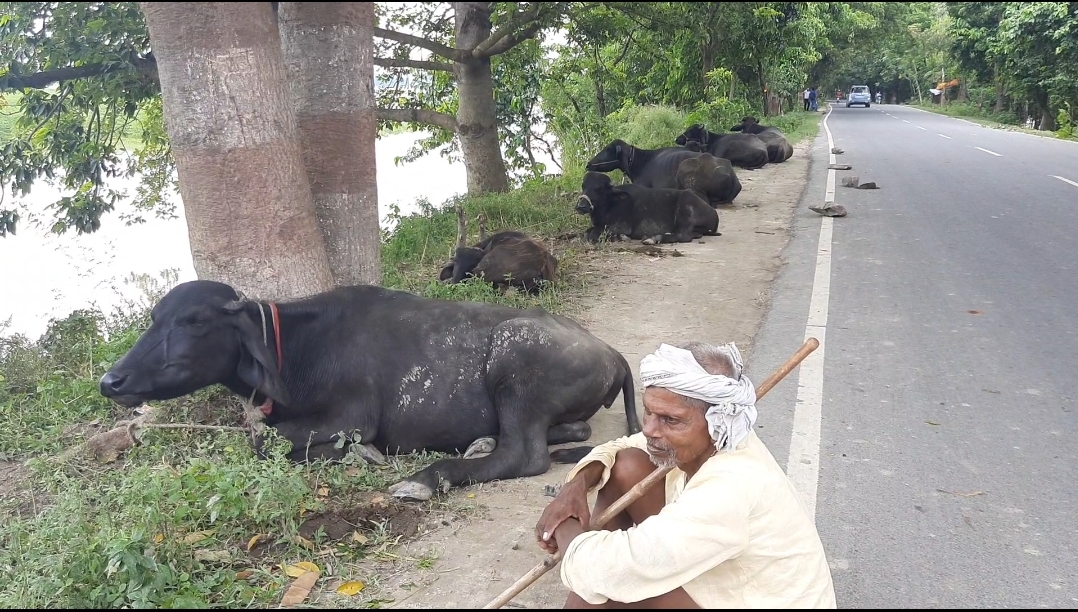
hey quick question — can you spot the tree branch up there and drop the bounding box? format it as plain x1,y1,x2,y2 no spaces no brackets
374,57,455,72
374,26,465,62
0,55,159,92
477,20,546,58
377,107,458,132
472,4,544,57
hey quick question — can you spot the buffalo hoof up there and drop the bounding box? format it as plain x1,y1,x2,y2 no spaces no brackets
463,436,497,459
356,443,387,465
388,480,434,502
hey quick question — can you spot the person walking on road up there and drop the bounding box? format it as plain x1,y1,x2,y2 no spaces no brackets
809,87,818,112
803,88,811,111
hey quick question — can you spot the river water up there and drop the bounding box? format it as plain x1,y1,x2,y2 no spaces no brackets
1,132,556,340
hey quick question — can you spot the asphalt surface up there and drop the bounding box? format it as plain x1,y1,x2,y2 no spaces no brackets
749,102,1078,608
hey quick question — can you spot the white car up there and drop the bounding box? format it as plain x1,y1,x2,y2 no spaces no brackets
847,85,871,108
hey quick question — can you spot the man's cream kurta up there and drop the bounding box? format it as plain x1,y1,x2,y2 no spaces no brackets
559,430,837,608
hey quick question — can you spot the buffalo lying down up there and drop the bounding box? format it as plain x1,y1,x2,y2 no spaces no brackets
439,210,557,293
729,116,794,163
585,139,742,206
576,171,719,244
98,280,642,502
675,124,768,170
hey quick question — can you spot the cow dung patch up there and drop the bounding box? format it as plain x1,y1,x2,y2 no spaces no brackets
299,492,424,542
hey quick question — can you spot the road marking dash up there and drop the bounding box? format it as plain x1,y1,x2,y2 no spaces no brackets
937,133,953,139
917,126,927,131
903,119,911,124
1051,175,1078,188
974,147,1001,157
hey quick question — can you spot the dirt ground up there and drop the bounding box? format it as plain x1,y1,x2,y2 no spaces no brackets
338,143,815,609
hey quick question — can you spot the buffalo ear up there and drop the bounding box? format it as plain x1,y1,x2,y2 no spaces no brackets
232,308,291,406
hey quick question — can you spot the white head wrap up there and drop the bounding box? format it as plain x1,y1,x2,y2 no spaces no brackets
639,343,758,452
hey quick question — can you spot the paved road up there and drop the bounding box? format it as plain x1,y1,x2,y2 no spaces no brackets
749,102,1078,608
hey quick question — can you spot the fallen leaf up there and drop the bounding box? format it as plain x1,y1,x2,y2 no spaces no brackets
183,530,215,544
236,570,254,580
281,561,320,578
153,533,165,544
466,493,476,499
926,420,940,426
194,549,231,563
317,486,330,497
293,535,316,551
967,310,982,315
247,534,270,551
336,581,366,596
344,467,362,477
352,531,369,545
280,569,320,607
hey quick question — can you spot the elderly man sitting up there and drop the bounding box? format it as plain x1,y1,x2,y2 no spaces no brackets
535,341,836,609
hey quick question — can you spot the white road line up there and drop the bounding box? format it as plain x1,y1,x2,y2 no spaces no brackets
787,103,836,522
937,133,953,139
1052,175,1078,188
917,126,927,131
903,119,911,124
974,146,1002,157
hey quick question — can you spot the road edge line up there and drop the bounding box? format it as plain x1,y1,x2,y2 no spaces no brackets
786,103,835,522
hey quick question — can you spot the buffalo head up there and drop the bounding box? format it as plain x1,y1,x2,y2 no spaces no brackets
98,280,290,408
729,116,760,132
578,171,632,216
675,124,711,148
585,139,630,173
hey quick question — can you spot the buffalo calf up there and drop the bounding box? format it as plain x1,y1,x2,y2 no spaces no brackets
439,208,557,294
576,171,719,244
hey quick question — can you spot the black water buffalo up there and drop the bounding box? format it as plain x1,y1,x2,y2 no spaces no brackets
439,231,558,294
98,280,642,502
576,171,719,244
729,116,794,163
675,124,768,170
675,155,744,207
585,139,742,206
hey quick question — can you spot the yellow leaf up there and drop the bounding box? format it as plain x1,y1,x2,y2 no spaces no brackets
317,486,329,497
236,570,254,580
293,535,315,551
281,561,320,578
336,581,366,596
247,534,269,551
183,530,215,544
153,533,164,544
467,493,476,499
351,531,368,545
280,569,320,607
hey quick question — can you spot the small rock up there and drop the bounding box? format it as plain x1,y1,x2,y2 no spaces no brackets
840,176,860,187
856,182,879,190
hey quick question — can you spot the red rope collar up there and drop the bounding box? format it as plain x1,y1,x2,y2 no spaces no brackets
258,302,283,416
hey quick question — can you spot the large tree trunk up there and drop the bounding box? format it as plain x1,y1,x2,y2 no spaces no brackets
454,2,510,194
993,66,1005,112
279,2,381,287
141,2,334,300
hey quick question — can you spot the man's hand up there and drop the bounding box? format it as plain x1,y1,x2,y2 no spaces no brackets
534,462,603,554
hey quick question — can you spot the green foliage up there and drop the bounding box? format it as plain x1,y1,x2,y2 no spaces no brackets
0,1,169,237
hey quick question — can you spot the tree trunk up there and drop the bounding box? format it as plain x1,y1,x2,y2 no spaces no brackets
141,2,334,300
757,63,768,117
453,2,510,194
279,2,381,287
1040,105,1056,132
993,65,1004,112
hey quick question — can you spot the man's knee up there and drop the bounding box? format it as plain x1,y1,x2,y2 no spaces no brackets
609,447,655,491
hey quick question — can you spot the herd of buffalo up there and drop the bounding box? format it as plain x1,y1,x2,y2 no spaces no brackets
98,116,795,502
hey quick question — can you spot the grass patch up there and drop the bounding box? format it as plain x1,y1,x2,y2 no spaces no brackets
908,102,1078,143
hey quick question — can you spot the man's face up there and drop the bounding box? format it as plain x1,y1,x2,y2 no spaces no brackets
641,387,714,469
